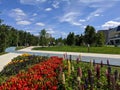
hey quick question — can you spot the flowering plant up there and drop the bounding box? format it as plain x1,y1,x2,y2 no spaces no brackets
0,56,63,90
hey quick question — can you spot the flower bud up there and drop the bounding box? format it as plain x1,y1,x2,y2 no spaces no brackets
106,70,110,85
88,69,92,82
101,60,103,67
72,65,74,72
68,60,71,76
90,60,93,66
96,65,100,79
62,72,65,84
84,78,88,89
76,58,80,63
77,67,82,78
77,76,81,82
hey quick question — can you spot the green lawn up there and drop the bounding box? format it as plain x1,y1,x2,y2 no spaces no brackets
15,46,28,50
32,46,120,54
0,52,7,55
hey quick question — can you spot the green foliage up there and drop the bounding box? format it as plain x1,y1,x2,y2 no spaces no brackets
66,32,75,46
33,46,120,54
0,24,39,52
75,34,84,46
56,37,64,46
96,32,105,47
39,29,49,46
15,46,27,50
75,35,80,46
61,60,120,90
0,52,7,55
0,24,8,52
62,25,105,47
84,25,96,46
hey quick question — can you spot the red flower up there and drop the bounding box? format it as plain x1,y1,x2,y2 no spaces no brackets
52,86,57,90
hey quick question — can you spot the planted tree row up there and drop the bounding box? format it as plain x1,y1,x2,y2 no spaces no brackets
0,21,39,52
56,25,105,47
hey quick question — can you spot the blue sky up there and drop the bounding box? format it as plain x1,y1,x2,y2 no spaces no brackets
0,0,120,38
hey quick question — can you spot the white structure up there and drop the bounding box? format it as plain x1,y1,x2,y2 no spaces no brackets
98,26,120,45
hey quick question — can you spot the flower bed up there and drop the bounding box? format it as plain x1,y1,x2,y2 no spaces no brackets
0,53,47,84
0,56,63,90
1,53,120,90
59,56,120,90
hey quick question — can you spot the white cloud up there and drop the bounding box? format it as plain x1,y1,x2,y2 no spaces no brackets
60,12,81,26
16,20,31,25
79,19,86,22
47,28,55,34
33,13,37,16
94,14,100,16
86,8,103,21
83,0,118,21
78,0,118,4
9,8,32,25
45,27,67,38
45,8,52,11
52,1,60,8
72,22,81,26
9,8,26,21
30,18,35,21
20,0,46,5
102,21,120,29
52,0,71,9
79,0,101,3
36,22,45,26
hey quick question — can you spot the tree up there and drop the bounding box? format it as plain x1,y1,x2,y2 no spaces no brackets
96,32,105,46
55,37,63,46
0,19,40,53
84,25,96,46
66,32,75,46
0,19,3,25
39,29,48,46
79,34,84,46
75,35,80,46
0,24,8,52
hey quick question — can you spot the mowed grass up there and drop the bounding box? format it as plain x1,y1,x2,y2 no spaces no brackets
15,46,28,50
0,52,7,55
32,46,120,54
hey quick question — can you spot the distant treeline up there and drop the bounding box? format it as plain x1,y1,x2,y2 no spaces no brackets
0,23,39,52
0,19,105,53
56,25,105,47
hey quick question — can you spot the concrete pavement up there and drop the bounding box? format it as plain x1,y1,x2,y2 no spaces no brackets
0,53,22,72
19,46,120,66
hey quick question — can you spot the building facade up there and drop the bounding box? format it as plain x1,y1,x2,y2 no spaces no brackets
98,26,120,45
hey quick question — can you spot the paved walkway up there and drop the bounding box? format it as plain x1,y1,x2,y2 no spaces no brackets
0,53,21,72
15,46,120,66
0,46,120,72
